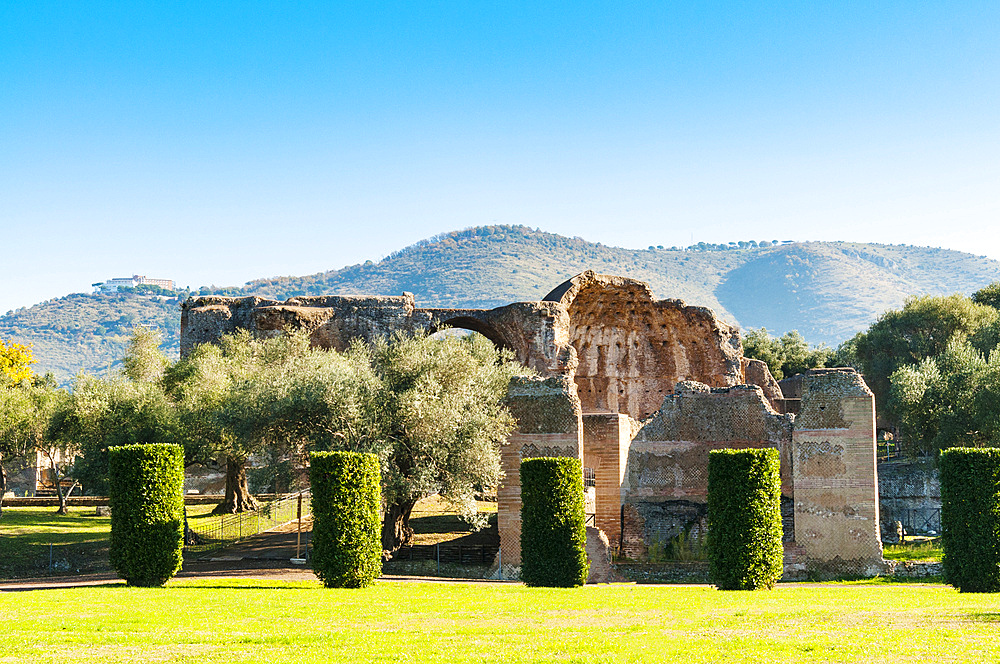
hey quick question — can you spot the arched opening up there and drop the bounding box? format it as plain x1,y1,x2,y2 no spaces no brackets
429,316,515,357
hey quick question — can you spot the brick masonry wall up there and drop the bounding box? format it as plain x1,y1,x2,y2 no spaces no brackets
496,375,583,575
792,369,884,577
619,381,794,560
582,413,634,547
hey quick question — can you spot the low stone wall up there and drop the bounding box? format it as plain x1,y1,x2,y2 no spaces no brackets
613,562,710,583
882,560,943,579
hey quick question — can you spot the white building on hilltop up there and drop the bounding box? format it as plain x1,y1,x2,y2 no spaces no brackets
93,275,175,292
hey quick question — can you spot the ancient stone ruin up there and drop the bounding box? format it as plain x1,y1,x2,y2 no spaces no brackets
181,271,884,579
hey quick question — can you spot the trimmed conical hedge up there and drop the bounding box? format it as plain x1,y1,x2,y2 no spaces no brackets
520,456,589,587
707,448,783,590
108,443,185,587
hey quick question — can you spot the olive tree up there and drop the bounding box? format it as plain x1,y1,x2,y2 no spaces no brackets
0,377,68,514
366,332,525,551
855,294,998,418
889,339,1000,452
741,328,831,381
197,329,527,552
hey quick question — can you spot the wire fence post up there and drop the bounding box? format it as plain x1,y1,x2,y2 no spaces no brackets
296,492,302,560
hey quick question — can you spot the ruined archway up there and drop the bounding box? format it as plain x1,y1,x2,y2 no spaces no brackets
428,316,515,355
180,272,884,580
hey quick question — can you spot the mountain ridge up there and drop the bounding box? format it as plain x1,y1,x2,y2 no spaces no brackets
3,225,998,379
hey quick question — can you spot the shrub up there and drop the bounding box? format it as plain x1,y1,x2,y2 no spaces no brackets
520,457,589,587
310,451,382,588
940,447,1000,592
707,448,783,590
108,443,184,587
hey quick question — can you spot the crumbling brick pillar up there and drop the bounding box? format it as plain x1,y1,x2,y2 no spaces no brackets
582,413,633,549
496,375,583,577
792,368,883,577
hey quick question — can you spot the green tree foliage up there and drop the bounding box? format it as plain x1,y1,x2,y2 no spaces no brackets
830,332,862,369
169,328,524,547
741,328,832,380
854,294,999,417
889,339,1000,453
54,329,179,496
0,376,68,514
519,457,589,588
972,281,1000,311
706,448,783,591
108,443,185,587
164,331,309,514
309,451,382,588
939,447,1000,593
366,332,524,550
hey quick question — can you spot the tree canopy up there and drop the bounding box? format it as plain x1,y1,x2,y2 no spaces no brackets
854,292,1000,421
0,374,69,513
741,328,833,381
167,327,526,549
845,281,1000,453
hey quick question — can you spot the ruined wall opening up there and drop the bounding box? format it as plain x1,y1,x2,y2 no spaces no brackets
429,316,516,357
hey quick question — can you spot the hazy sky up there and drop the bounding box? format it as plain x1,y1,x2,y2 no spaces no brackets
2,2,998,314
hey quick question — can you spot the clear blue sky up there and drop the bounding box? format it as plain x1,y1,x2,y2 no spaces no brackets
2,2,998,314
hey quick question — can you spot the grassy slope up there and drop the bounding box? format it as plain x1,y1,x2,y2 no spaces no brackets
2,580,998,663
3,226,999,380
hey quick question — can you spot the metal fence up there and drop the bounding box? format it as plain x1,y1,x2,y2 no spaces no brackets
876,439,934,462
892,507,941,536
392,543,498,566
876,440,900,462
184,490,311,556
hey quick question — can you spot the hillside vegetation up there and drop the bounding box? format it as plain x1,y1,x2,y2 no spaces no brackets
2,225,998,379
0,293,183,379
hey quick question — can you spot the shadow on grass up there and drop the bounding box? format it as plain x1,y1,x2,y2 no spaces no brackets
968,612,1000,622
0,582,125,593
169,581,320,590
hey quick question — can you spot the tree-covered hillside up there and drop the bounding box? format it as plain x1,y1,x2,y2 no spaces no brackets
3,225,998,380
0,292,183,380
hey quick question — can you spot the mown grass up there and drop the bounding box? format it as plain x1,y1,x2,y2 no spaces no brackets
0,506,112,577
883,538,943,562
2,579,999,663
0,505,220,577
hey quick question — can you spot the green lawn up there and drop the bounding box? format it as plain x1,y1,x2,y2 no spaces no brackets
1,580,999,663
0,506,112,577
0,504,224,577
883,537,943,562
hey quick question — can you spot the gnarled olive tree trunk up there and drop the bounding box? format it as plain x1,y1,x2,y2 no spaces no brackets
212,456,259,514
381,497,418,555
